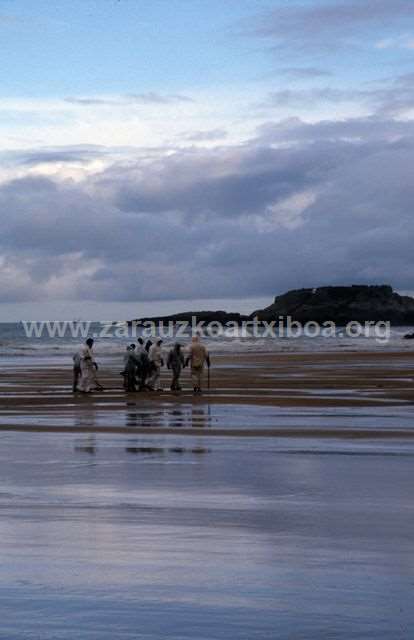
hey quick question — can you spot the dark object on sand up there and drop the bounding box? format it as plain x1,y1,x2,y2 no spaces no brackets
403,332,414,340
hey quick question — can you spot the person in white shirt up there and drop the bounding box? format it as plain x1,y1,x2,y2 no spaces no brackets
78,338,102,393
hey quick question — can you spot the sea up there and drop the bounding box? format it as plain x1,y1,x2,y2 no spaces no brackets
0,321,414,366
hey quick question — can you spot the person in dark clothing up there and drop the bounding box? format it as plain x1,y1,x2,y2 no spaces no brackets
136,349,153,391
72,350,81,392
135,338,146,389
122,344,140,392
167,343,185,391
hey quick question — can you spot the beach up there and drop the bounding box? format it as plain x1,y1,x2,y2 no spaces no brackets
1,349,414,435
0,349,414,638
3,0,414,635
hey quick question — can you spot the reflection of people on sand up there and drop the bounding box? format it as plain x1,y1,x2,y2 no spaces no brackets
74,434,97,455
191,405,211,428
77,338,103,393
125,403,211,430
167,343,185,392
125,403,165,427
167,407,184,427
185,335,211,394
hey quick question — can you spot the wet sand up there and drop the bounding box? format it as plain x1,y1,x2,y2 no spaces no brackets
1,350,414,638
1,350,414,437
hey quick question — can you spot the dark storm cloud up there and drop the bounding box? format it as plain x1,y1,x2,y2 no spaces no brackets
2,112,414,303
96,144,337,219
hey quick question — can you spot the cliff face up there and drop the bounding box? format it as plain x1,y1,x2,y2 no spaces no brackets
251,285,414,324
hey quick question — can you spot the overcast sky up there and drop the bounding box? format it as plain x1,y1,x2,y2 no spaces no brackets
1,0,414,320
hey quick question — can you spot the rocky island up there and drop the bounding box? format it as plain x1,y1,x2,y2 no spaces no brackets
252,285,414,324
130,285,414,326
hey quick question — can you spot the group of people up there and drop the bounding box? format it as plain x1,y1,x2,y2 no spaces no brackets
72,336,210,395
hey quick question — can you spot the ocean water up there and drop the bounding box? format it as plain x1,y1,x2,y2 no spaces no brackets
1,322,414,363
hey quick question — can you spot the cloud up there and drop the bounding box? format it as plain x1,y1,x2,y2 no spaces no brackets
182,129,228,142
258,72,414,118
279,67,333,79
125,92,194,105
252,0,414,51
2,145,107,166
372,73,414,116
262,87,366,108
2,110,414,305
65,92,194,107
255,115,414,144
95,143,334,220
64,97,118,106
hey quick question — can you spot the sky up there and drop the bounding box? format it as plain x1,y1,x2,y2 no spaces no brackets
1,0,414,320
